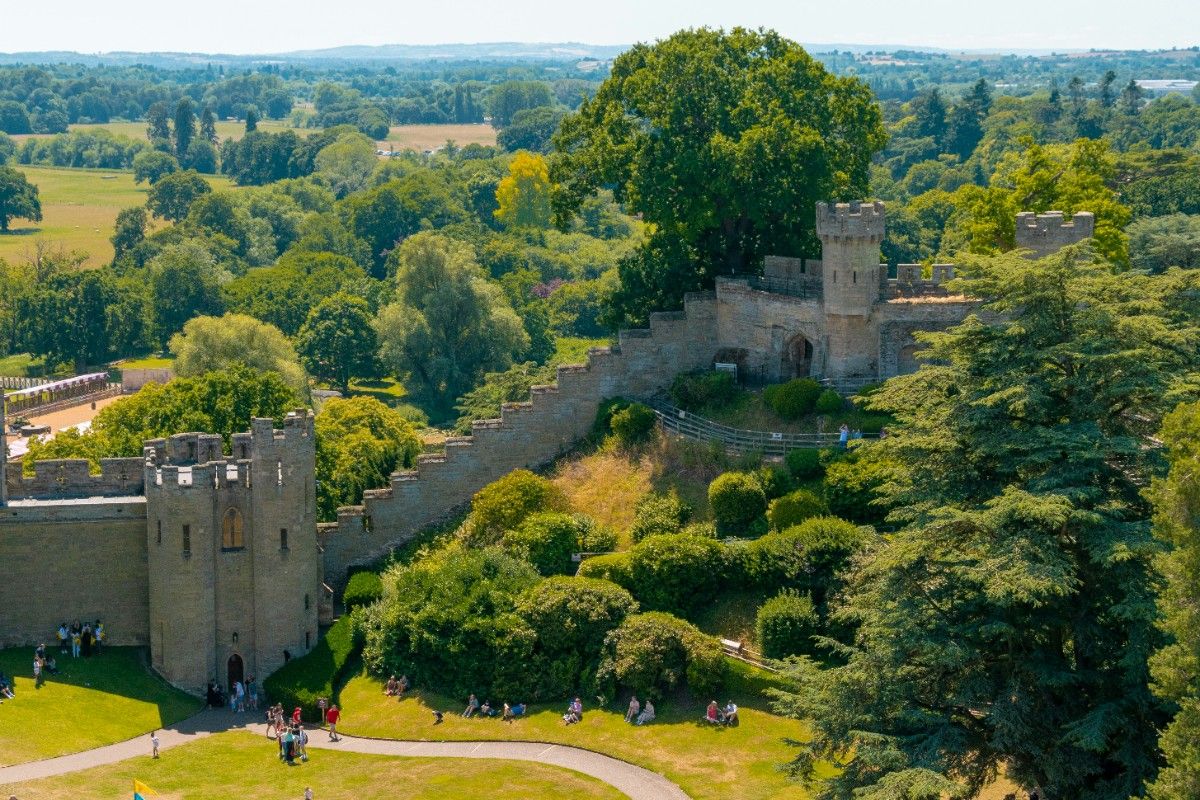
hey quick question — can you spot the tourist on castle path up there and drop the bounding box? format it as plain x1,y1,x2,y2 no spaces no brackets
838,424,850,448
325,704,341,741
81,623,93,657
93,620,104,654
56,624,68,655
151,730,160,758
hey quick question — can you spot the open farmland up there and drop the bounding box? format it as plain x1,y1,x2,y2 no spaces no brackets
0,165,233,267
378,123,497,152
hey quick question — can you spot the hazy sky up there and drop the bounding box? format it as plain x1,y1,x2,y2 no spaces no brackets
1,0,1196,54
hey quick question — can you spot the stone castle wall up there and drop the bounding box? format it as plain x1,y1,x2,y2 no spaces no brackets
1015,211,1095,258
6,457,145,501
0,499,149,648
318,292,719,589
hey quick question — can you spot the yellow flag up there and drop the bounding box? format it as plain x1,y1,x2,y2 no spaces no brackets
133,778,157,797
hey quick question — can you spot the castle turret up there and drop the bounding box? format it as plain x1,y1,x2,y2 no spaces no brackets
145,411,320,694
1015,210,1095,258
817,201,886,380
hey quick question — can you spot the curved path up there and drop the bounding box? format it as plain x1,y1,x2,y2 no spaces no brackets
0,709,689,800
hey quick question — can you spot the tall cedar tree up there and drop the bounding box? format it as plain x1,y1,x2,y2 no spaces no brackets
1147,401,1200,799
173,98,196,158
772,246,1200,800
552,27,886,325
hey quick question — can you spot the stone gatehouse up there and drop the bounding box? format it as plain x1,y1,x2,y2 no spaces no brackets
0,202,1093,691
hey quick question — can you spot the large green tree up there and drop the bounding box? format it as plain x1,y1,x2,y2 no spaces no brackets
146,169,212,222
295,291,377,392
552,27,886,323
0,166,42,232
773,247,1200,800
1147,401,1200,799
169,313,308,396
374,232,527,411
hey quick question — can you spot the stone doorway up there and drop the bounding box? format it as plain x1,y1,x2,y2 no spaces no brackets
784,334,814,379
227,653,244,692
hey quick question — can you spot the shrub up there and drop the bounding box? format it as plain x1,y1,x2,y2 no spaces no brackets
630,490,693,543
358,546,540,700
592,397,631,438
756,590,819,658
853,413,892,435
669,370,739,411
785,448,825,480
680,521,718,538
626,533,726,616
466,469,566,544
708,471,768,533
576,514,619,553
823,456,893,524
763,378,821,418
610,402,658,446
740,516,868,601
517,576,638,699
753,464,794,500
577,552,633,585
766,488,829,531
502,512,583,575
596,611,725,699
343,571,383,610
814,389,843,414
263,616,357,722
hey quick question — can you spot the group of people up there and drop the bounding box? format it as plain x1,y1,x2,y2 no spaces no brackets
462,693,527,723
31,642,62,688
56,620,104,658
837,424,865,447
702,700,739,726
623,695,656,726
382,674,409,698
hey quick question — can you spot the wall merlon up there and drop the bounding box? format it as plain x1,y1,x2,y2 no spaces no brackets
815,200,886,240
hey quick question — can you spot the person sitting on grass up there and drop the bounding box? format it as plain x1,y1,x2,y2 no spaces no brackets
463,694,480,718
510,702,526,720
563,697,583,725
723,701,738,726
480,699,496,717
432,709,444,724
384,675,400,696
624,695,640,724
704,700,720,724
398,675,409,697
44,656,58,675
636,700,655,726
0,672,14,700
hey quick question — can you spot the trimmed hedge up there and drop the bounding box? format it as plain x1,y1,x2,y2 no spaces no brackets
708,471,768,533
263,616,357,723
343,571,383,610
630,490,692,543
756,590,819,658
785,448,824,480
766,488,828,531
814,389,843,414
596,611,725,700
763,378,821,418
610,402,658,446
576,552,634,585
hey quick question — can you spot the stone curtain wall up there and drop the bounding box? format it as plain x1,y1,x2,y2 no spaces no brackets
6,457,145,501
0,500,150,648
318,292,720,590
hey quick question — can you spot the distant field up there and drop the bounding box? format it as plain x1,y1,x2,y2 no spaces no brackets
379,123,497,152
0,165,233,267
10,118,304,144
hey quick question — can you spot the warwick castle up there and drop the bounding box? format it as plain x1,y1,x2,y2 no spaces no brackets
0,203,1092,694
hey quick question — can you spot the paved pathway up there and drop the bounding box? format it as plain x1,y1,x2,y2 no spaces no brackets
0,711,690,800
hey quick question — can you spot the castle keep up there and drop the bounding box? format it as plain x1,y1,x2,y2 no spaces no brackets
0,203,1092,689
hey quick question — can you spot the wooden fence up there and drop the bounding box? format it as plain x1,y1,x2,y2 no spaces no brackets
645,399,872,456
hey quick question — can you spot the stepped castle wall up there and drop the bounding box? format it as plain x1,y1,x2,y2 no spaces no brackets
0,204,1093,691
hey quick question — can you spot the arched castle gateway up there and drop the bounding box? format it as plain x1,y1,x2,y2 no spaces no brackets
0,203,1093,691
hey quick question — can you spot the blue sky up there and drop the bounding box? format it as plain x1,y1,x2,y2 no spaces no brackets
1,0,1195,54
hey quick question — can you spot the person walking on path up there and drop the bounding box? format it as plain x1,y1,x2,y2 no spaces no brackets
150,731,159,759
326,704,340,741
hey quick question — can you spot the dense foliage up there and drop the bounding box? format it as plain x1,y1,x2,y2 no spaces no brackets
262,616,357,722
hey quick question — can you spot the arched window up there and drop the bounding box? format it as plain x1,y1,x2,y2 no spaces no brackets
222,507,244,549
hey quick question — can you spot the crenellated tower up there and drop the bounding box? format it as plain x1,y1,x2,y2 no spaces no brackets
816,201,886,380
143,411,320,694
1015,210,1095,258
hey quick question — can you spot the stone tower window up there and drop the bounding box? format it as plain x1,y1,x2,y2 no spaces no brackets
182,524,191,554
852,271,857,284
222,508,245,550
280,527,289,550
156,519,162,545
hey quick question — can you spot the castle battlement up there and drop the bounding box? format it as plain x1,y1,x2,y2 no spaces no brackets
882,263,959,299
815,201,886,241
5,456,145,501
1015,210,1095,257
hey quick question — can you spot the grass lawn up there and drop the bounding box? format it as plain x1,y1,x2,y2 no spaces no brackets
380,123,497,152
0,166,234,267
337,669,818,800
116,356,176,370
12,119,305,145
0,730,624,800
0,647,201,767
0,353,56,378
549,336,612,367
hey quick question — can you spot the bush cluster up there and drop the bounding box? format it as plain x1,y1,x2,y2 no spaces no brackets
669,370,739,411
814,389,843,414
502,512,585,576
763,378,822,418
579,532,727,617
785,448,825,479
630,490,693,543
343,571,383,610
823,455,893,524
263,616,357,722
609,402,658,446
596,612,725,700
756,590,819,659
738,516,868,605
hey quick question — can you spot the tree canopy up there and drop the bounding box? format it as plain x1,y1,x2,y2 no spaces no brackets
169,313,308,396
0,166,42,232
